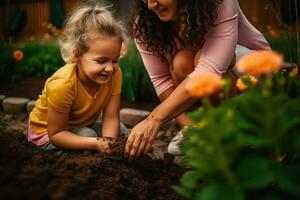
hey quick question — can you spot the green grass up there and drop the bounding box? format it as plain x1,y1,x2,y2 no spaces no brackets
119,41,157,103
0,122,7,133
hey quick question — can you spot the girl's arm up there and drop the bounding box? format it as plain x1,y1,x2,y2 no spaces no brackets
47,106,109,152
101,94,121,138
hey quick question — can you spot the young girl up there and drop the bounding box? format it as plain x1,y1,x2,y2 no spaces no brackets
28,1,128,153
125,0,271,159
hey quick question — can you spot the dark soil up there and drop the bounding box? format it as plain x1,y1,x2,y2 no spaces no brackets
0,112,185,200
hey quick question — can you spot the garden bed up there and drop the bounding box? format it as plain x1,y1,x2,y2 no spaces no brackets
0,77,46,100
0,112,185,200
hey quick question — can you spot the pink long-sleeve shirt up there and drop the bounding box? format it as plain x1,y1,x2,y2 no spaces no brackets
135,0,271,96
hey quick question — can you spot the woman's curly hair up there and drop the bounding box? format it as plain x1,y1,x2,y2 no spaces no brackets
131,0,223,63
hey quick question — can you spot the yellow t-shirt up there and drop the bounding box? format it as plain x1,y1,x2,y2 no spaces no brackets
29,63,122,134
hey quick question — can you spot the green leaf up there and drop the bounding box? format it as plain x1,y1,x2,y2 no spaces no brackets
195,182,244,200
236,134,265,147
0,122,7,133
181,170,201,189
280,116,300,136
274,165,300,196
188,108,205,122
237,156,273,190
172,185,192,199
187,159,208,171
236,119,258,133
294,134,300,151
253,193,277,200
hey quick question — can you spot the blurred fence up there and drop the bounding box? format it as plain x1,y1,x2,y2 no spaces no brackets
0,0,133,41
0,0,81,41
0,0,298,41
239,0,299,28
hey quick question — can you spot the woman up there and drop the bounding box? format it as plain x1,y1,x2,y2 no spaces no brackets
125,0,271,160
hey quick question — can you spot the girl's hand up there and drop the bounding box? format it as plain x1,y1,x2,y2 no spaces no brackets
124,116,161,161
95,137,116,154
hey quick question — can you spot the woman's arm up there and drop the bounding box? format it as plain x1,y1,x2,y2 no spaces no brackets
47,106,109,152
125,78,198,160
191,0,239,76
101,94,121,138
152,79,198,124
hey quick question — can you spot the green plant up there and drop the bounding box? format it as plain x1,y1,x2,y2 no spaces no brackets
260,0,299,68
21,41,64,78
0,41,63,81
0,43,15,80
265,30,300,67
119,41,157,103
174,53,300,199
0,122,7,133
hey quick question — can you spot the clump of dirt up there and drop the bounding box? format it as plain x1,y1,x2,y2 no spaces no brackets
112,139,127,159
0,112,185,200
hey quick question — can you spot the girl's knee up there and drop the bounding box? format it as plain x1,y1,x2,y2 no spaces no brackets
72,127,98,137
172,49,196,80
120,123,128,138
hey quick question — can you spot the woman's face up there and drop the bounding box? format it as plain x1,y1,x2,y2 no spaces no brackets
143,0,178,21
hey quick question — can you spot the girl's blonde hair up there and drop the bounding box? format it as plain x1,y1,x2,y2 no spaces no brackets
60,0,128,63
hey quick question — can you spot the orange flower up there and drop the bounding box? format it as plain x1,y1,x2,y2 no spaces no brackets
47,23,53,29
266,25,273,31
43,33,52,41
53,29,61,36
236,50,283,76
29,35,36,41
13,50,24,62
186,73,225,98
236,76,258,91
268,30,279,38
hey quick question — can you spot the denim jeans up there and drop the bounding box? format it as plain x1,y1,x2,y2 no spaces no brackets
42,122,128,152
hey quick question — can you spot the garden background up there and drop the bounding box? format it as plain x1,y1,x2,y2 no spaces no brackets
0,1,300,200
0,0,299,104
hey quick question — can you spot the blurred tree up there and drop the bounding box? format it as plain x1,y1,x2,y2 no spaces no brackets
281,0,299,25
6,8,26,40
49,0,64,29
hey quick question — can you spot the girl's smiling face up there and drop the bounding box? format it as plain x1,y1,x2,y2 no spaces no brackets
77,33,122,87
143,0,178,21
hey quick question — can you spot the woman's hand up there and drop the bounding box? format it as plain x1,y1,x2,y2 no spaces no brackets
124,116,161,161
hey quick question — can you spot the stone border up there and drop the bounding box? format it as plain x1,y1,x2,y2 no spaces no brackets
0,94,176,128
0,95,36,114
